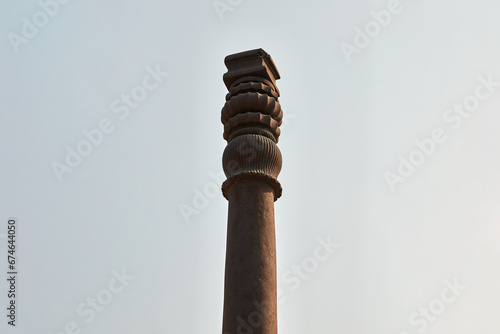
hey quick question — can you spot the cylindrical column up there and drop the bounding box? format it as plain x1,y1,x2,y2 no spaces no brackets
223,181,277,333
221,49,283,334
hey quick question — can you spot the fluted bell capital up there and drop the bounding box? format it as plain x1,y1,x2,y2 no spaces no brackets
221,49,284,201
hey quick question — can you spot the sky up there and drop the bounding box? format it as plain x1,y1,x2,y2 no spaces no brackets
1,0,500,333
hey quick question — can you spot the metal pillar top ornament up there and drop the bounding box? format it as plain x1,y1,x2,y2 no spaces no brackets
221,48,284,201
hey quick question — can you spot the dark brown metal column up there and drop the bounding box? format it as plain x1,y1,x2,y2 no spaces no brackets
221,49,283,334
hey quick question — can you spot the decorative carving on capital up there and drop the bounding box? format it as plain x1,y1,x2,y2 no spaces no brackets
221,49,284,200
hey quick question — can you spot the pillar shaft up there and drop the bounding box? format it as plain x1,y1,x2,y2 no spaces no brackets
220,49,283,334
223,181,277,333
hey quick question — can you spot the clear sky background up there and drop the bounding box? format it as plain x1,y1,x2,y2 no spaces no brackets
1,0,500,333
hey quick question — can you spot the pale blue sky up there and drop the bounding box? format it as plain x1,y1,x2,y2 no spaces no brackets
1,1,500,333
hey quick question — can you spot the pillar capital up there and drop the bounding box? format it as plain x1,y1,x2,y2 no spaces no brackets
221,49,284,201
